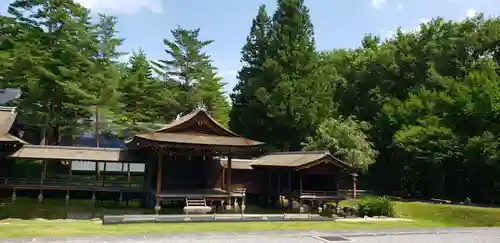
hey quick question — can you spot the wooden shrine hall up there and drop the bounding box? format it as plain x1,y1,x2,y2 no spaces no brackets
0,106,357,213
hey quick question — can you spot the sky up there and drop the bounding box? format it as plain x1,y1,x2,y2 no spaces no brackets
1,0,499,95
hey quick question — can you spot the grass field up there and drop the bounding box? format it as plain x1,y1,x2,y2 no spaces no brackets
341,200,500,227
0,219,445,238
0,197,499,238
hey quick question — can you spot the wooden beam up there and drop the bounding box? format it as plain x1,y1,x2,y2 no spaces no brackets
227,154,232,202
352,173,358,199
127,162,131,182
288,170,292,211
299,173,303,208
155,154,163,207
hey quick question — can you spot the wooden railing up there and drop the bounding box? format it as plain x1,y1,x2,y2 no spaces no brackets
293,190,339,198
226,183,247,195
338,189,373,198
0,177,143,190
292,189,374,199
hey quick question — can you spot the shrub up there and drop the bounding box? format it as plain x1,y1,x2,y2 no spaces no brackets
356,196,395,217
343,206,357,216
319,206,334,218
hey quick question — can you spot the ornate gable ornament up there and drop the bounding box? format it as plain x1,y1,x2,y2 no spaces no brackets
196,102,208,112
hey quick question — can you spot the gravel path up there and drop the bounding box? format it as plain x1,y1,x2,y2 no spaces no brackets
2,228,499,243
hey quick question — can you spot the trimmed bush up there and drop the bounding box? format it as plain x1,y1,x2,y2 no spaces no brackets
356,196,395,217
319,207,334,218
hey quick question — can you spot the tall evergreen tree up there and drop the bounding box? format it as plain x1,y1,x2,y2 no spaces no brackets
153,26,229,124
265,0,325,151
197,69,230,125
88,14,124,141
117,49,178,134
231,0,330,150
6,0,100,145
63,14,125,144
230,5,271,141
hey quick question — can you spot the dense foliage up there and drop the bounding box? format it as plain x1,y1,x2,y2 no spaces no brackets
2,0,500,203
302,116,378,172
356,196,395,217
0,0,230,143
230,2,500,203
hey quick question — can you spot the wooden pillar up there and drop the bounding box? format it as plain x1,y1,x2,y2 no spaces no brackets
40,160,47,184
268,172,272,206
226,154,232,206
287,170,292,211
69,161,73,177
222,167,226,189
95,161,99,181
142,162,151,207
127,162,131,182
352,173,358,199
277,173,282,207
155,153,163,214
126,162,130,206
146,162,152,190
299,173,303,211
335,171,340,196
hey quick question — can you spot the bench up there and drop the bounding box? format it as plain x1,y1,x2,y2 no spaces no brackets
183,206,212,214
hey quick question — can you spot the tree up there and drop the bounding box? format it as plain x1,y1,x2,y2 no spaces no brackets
231,0,332,151
5,0,100,145
230,4,271,139
117,49,176,134
302,116,378,172
153,26,229,124
315,15,500,200
196,71,230,126
63,14,125,144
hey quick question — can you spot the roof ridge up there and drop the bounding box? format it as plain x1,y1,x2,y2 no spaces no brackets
268,150,329,155
23,145,128,152
0,106,16,112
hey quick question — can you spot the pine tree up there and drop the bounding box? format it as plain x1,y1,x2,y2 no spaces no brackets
6,0,101,145
117,49,177,134
86,14,124,142
154,26,229,124
197,70,230,126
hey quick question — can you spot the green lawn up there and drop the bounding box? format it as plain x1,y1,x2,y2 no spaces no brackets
0,220,445,238
341,200,500,227
0,198,500,238
395,201,500,227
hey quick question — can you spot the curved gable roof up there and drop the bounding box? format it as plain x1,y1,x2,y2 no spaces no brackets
130,109,264,149
154,109,239,137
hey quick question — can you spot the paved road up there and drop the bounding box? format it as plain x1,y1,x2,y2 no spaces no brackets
2,228,500,243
